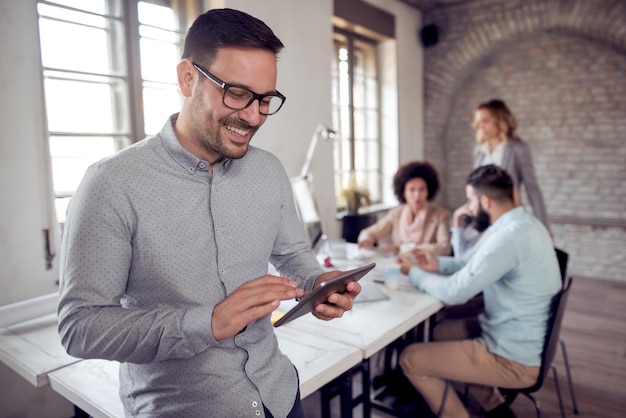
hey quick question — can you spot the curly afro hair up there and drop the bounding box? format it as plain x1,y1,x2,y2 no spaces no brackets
393,161,440,203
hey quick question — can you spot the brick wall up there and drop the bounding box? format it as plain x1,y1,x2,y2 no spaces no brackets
421,0,626,282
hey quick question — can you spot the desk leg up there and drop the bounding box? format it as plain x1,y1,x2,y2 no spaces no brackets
340,369,353,418
320,368,355,418
321,385,332,418
73,405,90,418
361,358,371,418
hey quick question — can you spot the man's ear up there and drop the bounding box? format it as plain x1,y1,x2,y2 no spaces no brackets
480,194,491,210
177,59,195,97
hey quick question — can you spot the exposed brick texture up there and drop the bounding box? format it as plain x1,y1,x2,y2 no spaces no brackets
422,0,626,281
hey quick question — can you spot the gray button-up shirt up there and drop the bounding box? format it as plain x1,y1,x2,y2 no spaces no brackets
58,114,324,417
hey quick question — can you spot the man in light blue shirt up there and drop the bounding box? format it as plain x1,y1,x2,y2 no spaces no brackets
58,9,360,418
397,165,561,418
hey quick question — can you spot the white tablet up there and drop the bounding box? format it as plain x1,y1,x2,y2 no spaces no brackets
273,263,376,327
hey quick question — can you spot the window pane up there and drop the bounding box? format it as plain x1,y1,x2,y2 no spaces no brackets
49,136,128,195
138,1,177,30
138,0,183,135
44,77,121,133
140,37,180,83
143,84,182,134
39,18,119,73
40,0,108,14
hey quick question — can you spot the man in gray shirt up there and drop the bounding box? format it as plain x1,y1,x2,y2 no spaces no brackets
58,8,360,418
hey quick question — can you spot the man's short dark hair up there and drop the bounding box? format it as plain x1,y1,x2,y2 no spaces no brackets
182,8,284,66
393,161,440,203
466,164,514,203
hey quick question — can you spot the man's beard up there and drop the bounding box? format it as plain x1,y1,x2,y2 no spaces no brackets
472,208,491,232
462,205,491,233
196,115,257,161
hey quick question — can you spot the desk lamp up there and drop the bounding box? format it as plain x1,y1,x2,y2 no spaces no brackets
299,124,336,180
292,124,335,259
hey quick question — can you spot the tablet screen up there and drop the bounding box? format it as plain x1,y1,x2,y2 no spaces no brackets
273,263,376,327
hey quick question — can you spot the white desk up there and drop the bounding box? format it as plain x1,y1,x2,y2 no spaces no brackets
0,312,80,387
47,327,362,418
280,267,443,359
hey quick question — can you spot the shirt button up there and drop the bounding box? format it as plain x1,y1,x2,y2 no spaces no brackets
252,401,258,407
255,411,261,416
220,269,225,275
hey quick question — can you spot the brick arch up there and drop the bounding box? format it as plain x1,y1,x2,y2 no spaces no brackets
423,0,626,193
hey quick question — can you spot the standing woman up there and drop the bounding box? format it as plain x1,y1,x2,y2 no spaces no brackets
473,99,550,229
357,161,451,256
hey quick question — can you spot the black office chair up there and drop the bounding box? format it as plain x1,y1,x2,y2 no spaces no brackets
555,247,569,282
500,277,575,418
553,247,579,415
341,213,377,243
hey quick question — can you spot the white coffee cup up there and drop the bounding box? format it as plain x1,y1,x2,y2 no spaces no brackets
383,266,401,290
399,242,416,254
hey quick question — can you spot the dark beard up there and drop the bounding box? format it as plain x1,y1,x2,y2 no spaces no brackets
462,207,491,233
472,210,491,232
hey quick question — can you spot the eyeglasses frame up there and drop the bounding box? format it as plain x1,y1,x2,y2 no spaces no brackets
192,62,286,116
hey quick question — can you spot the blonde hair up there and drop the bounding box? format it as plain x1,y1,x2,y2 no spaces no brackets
473,99,519,145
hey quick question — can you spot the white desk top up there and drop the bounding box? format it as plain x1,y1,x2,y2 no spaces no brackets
48,359,123,418
275,325,362,398
278,259,443,358
47,327,362,418
0,312,80,386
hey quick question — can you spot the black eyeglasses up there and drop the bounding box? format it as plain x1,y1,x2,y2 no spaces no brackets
192,62,286,116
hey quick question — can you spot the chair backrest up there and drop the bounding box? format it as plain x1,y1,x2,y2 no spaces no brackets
555,247,569,282
530,276,573,392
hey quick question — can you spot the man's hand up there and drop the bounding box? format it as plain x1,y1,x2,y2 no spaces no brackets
412,249,439,272
453,203,472,227
212,275,305,341
311,270,361,321
397,249,439,274
357,237,375,249
379,243,400,254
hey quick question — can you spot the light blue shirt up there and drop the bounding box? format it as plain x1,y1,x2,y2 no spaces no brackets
58,115,324,417
408,207,561,366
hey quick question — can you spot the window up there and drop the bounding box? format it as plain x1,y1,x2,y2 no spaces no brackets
37,0,192,223
332,29,382,211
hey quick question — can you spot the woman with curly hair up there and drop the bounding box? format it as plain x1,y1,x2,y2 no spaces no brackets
357,161,451,256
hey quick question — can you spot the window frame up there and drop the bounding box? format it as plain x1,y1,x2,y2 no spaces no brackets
332,26,385,211
37,0,197,221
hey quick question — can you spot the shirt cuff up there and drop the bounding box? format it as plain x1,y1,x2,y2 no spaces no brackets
408,266,429,290
182,305,219,352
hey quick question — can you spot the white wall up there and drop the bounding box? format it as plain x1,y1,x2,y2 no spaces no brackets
0,0,59,307
0,2,73,416
365,0,424,163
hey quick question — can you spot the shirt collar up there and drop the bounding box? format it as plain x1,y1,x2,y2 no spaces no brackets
159,113,233,175
491,206,525,229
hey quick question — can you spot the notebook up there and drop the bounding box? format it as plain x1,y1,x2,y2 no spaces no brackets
354,280,389,303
